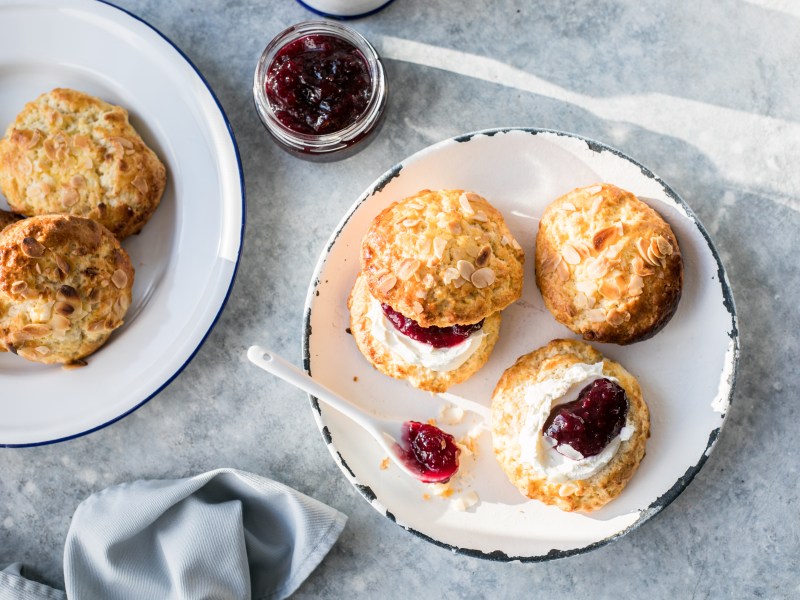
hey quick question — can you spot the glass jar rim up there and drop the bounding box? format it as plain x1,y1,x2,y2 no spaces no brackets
253,20,387,154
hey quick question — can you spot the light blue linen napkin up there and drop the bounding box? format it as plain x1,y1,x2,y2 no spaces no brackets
1,468,346,600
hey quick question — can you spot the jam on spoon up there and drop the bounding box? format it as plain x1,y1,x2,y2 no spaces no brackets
543,378,628,459
381,304,483,348
394,421,461,483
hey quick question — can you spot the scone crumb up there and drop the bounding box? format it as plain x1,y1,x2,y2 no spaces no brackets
451,491,480,512
427,483,453,498
437,404,465,426
379,457,390,470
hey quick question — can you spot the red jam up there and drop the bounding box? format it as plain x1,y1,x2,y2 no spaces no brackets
266,33,372,135
543,378,628,459
381,304,483,349
395,421,460,483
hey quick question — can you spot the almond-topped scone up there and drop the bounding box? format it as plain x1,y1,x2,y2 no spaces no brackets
535,183,682,344
491,339,649,512
350,189,525,392
0,214,134,365
0,88,166,239
362,189,524,328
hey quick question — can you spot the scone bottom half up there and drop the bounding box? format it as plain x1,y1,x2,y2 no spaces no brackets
0,88,167,240
491,339,650,512
535,183,683,345
0,214,135,366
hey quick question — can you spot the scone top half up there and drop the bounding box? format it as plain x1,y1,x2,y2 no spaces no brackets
0,88,166,239
535,183,683,344
0,215,134,365
361,189,525,327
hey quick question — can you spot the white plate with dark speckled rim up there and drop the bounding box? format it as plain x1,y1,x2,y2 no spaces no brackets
0,0,244,446
304,128,738,560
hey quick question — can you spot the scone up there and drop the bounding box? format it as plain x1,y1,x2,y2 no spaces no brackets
535,183,682,344
0,214,134,365
0,88,166,239
491,339,649,512
350,189,525,392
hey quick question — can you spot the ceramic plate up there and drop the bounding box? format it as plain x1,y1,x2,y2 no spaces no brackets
303,128,737,560
0,0,244,446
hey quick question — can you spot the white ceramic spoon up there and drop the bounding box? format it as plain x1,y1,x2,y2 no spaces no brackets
246,344,460,483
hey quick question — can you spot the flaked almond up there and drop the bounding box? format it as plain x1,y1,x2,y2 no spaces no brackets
51,314,71,331
540,252,562,275
401,218,420,228
471,267,496,289
112,268,129,289
501,235,510,246
592,226,619,251
560,202,576,212
561,243,582,265
585,185,603,195
586,308,606,323
575,280,596,295
16,347,40,362
54,301,75,317
458,193,476,216
377,273,397,294
412,301,424,314
433,236,447,260
113,136,134,149
585,256,610,280
471,210,489,223
62,359,88,370
55,255,70,276
655,235,673,257
17,156,33,175
636,238,658,266
476,244,492,267
395,259,420,281
73,134,91,149
628,275,644,296
22,287,39,300
457,260,475,280
10,280,27,295
70,174,86,188
87,319,107,333
606,309,629,326
21,237,45,258
447,220,462,235
35,346,50,356
574,292,590,310
443,267,461,285
632,256,654,277
131,174,149,195
26,130,42,149
599,280,621,300
605,239,626,259
589,195,604,215
61,188,79,208
556,259,570,281
510,236,522,251
21,324,51,338
452,277,467,289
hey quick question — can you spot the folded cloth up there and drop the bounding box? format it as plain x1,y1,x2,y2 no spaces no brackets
2,468,347,600
0,564,64,600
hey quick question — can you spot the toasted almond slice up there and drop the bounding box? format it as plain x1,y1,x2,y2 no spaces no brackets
17,156,33,175
422,273,436,289
395,259,420,281
55,255,70,276
131,174,149,195
10,280,27,295
636,238,658,266
51,314,71,331
21,324,51,338
605,239,626,259
412,301,424,314
457,260,475,280
556,259,570,281
585,256,610,280
628,274,644,296
561,243,582,265
21,237,45,258
592,226,619,251
586,308,606,323
574,292,590,310
655,235,674,257
560,202,576,212
589,195,604,215
443,267,460,285
452,277,467,289
458,193,476,216
377,274,397,294
599,280,621,300
447,221,462,235
476,244,492,267
471,267,496,289
471,211,489,222
61,188,79,208
402,218,420,228
575,280,596,295
433,236,447,259
606,309,630,326
632,256,653,277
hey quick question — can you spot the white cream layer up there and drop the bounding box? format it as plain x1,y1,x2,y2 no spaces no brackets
367,299,486,372
518,362,634,484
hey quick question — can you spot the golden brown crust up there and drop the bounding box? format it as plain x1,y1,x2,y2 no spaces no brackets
348,272,500,392
491,339,649,512
361,189,524,327
0,88,166,239
0,214,134,364
535,183,682,344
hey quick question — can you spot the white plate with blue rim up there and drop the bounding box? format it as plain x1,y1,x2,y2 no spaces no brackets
0,0,244,447
303,127,738,560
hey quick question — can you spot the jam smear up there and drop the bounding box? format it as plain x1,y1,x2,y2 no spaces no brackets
543,378,628,459
395,421,460,483
266,34,372,135
381,304,483,348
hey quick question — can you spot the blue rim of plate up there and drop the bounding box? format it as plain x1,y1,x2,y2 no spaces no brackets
294,0,395,20
0,0,246,448
302,126,739,561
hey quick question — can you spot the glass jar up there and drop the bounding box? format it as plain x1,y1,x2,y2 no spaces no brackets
253,20,388,161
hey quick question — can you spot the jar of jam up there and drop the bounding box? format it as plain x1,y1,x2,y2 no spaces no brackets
253,21,388,160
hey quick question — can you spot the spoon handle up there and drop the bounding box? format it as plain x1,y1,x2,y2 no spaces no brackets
246,345,381,438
